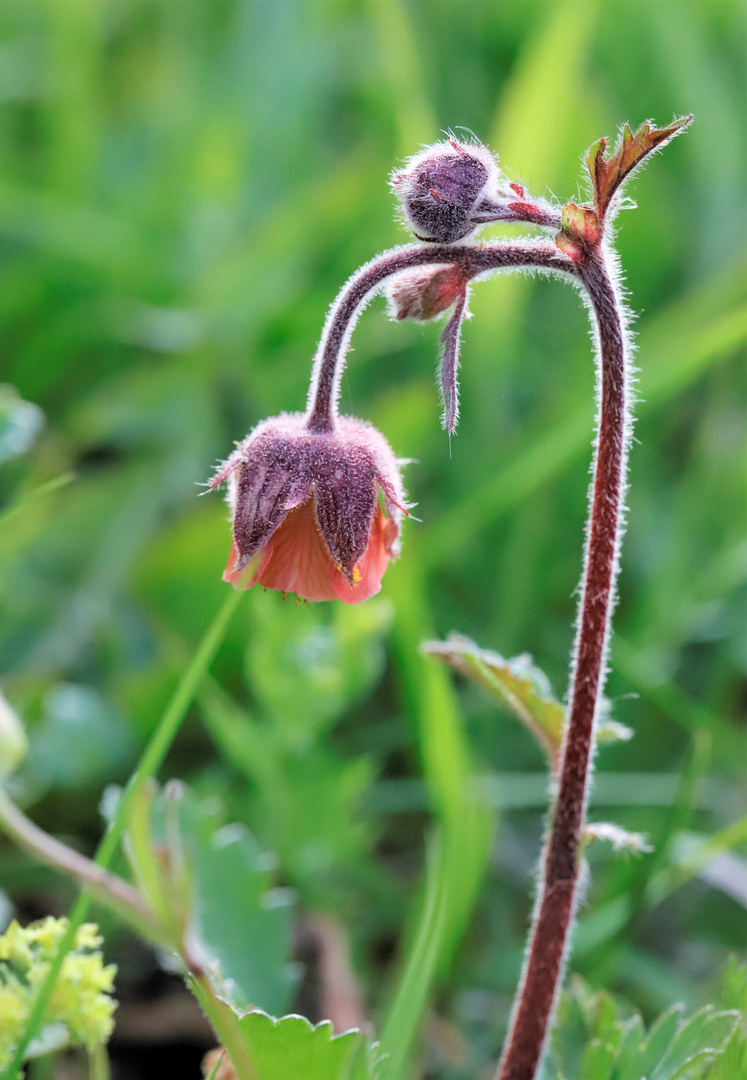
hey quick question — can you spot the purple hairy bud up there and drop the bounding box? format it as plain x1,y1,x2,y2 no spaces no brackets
210,413,408,603
391,137,561,243
391,137,501,243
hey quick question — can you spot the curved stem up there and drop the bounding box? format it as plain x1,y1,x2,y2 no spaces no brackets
497,249,630,1080
305,241,576,432
0,788,156,936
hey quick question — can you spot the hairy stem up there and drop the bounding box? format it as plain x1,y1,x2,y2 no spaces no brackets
497,249,630,1080
0,789,157,936
305,241,575,432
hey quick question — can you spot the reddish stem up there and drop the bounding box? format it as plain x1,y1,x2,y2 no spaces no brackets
497,249,629,1080
305,241,575,432
305,237,627,1080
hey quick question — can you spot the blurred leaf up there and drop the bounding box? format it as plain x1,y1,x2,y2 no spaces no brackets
423,633,564,764
383,558,492,1077
125,784,296,1017
0,690,28,777
649,1007,738,1080
22,684,137,794
379,832,448,1080
547,975,741,1080
245,595,394,747
191,820,296,1017
0,472,74,532
707,958,747,1080
0,385,43,465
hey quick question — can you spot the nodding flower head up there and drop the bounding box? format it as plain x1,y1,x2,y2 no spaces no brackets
211,414,407,604
391,136,505,244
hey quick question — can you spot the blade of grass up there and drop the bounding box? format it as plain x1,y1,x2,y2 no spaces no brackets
367,0,436,153
378,548,492,1073
0,472,75,531
2,587,243,1080
378,832,448,1080
467,0,598,357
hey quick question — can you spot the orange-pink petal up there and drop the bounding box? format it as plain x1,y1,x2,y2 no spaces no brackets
255,498,337,601
327,503,391,604
223,496,395,604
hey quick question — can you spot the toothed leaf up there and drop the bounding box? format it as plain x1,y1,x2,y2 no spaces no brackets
586,116,692,218
233,1011,381,1080
423,634,564,764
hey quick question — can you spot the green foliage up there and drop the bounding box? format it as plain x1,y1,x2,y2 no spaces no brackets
245,595,394,748
543,972,742,1080
0,387,43,467
0,2,743,1078
123,782,296,1016
424,634,632,765
233,1012,380,1080
424,633,566,763
0,918,115,1070
0,693,27,778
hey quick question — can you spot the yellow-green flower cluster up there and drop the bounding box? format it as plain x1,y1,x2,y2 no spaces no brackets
0,917,117,1069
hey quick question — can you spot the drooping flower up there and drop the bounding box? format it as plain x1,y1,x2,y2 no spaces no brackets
211,413,407,603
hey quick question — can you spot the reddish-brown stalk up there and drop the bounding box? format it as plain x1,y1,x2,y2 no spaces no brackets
306,230,629,1080
496,246,629,1080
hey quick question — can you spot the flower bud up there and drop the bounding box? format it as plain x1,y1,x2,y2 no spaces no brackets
391,137,504,244
391,136,562,241
386,263,470,322
211,414,407,603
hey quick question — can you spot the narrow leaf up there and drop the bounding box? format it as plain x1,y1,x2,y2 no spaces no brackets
438,289,468,435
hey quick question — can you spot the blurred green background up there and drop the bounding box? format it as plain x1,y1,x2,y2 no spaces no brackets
0,0,744,1077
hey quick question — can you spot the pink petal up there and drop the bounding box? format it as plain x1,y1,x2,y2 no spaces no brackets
256,498,337,601
327,505,391,604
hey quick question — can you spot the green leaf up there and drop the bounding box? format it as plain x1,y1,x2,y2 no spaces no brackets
124,784,297,1018
707,959,747,1079
191,821,297,1016
0,692,28,778
550,980,740,1080
649,1007,739,1080
578,1035,620,1080
23,684,137,794
611,1015,645,1080
634,1005,685,1078
422,633,564,764
235,1012,379,1080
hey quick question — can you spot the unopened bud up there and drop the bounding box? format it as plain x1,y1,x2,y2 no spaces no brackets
386,264,470,322
391,137,502,244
